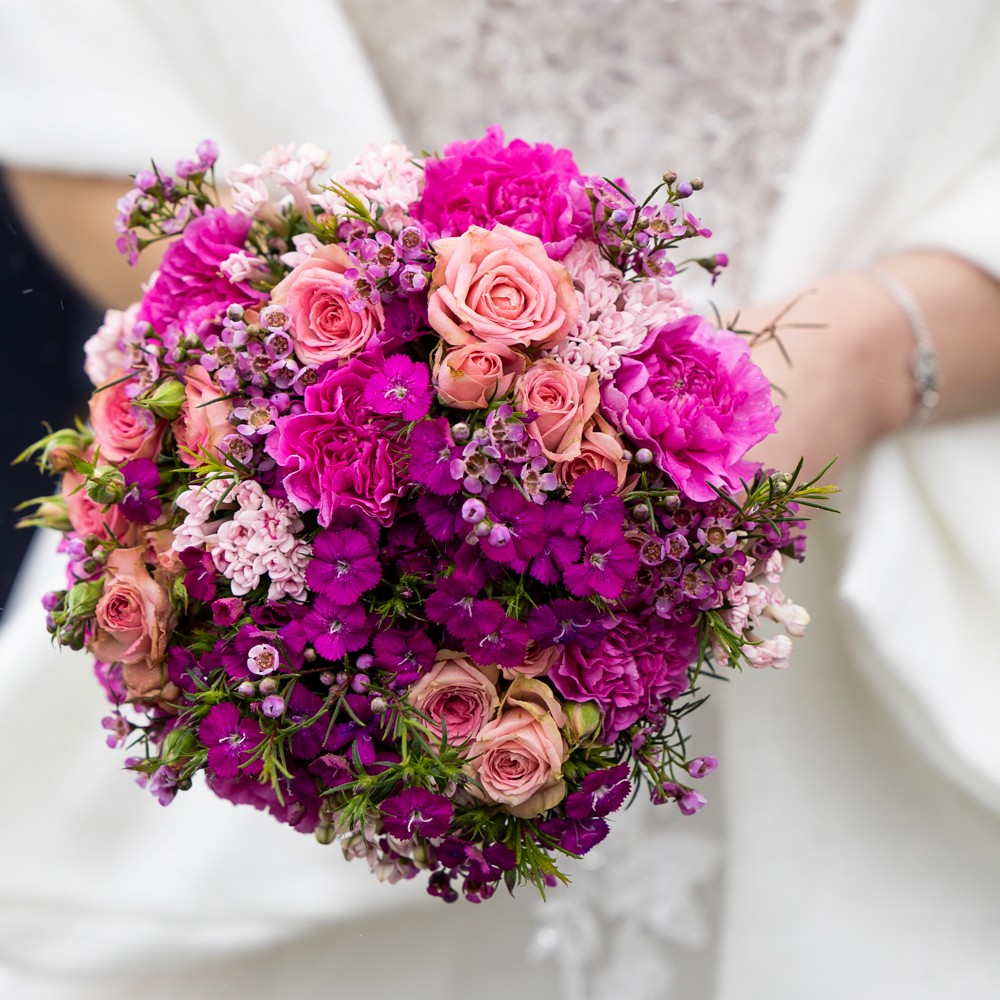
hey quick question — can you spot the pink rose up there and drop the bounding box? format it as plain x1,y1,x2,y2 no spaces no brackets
432,341,526,410
554,412,629,489
173,365,234,467
89,372,165,464
500,642,560,681
427,224,578,349
406,653,500,750
61,457,140,546
89,547,175,700
271,244,383,364
465,676,568,818
515,358,599,462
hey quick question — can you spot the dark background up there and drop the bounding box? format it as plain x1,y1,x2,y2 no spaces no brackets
0,172,97,616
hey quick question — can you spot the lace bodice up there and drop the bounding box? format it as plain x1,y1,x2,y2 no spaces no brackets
341,0,849,306
338,2,850,996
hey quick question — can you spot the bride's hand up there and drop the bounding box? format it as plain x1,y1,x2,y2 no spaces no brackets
736,251,1000,479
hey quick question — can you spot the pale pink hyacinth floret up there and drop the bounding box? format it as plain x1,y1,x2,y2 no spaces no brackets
220,250,271,284
171,477,235,551
227,142,330,227
313,141,424,229
209,479,312,600
84,302,142,386
339,813,422,884
280,232,325,270
717,552,810,670
544,240,688,381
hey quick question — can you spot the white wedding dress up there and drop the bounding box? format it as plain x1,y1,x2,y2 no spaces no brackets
1,1,999,997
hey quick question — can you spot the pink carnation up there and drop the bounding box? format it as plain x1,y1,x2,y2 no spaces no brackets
413,126,590,258
136,207,266,339
601,315,779,501
549,614,697,742
265,355,402,526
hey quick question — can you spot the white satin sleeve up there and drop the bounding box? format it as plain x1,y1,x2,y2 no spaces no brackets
0,0,398,174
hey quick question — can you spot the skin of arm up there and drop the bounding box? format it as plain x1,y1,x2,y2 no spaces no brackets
5,168,164,308
740,250,1000,478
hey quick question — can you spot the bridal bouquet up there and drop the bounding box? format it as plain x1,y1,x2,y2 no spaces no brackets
22,129,831,903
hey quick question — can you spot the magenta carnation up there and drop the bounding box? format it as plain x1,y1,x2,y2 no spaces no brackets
266,356,402,526
137,207,265,337
549,613,697,742
601,315,779,502
413,126,590,258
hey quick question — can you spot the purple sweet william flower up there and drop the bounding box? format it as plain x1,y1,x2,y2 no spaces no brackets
379,787,454,840
363,354,432,422
136,207,265,338
413,126,590,259
118,458,161,523
198,703,265,778
601,315,779,502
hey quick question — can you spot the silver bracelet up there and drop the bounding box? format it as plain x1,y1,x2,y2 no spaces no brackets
868,267,941,424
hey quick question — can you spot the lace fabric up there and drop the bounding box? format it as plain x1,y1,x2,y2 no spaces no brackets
341,0,848,306
337,2,848,994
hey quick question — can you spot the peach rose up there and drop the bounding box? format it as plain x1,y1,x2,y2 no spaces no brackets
515,358,599,462
144,527,185,574
173,365,233,468
465,676,568,818
89,372,165,464
500,642,560,681
555,411,629,489
270,244,383,364
427,224,578,349
406,653,500,749
61,459,141,546
89,546,175,700
432,341,527,410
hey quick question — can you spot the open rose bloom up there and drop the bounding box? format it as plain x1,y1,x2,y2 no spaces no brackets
23,130,833,904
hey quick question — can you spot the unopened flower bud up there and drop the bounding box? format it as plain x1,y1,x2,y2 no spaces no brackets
262,695,285,718
314,823,336,845
351,674,370,694
237,680,256,698
140,379,187,419
689,176,704,191
474,519,492,538
565,701,602,743
356,654,374,671
662,170,678,186
86,467,126,506
259,676,279,696
687,755,719,779
370,695,389,714
451,421,471,443
462,498,487,523
676,182,693,199
633,503,651,522
635,448,653,465
488,524,511,547
41,590,63,612
319,671,336,686
770,471,793,496
66,579,103,618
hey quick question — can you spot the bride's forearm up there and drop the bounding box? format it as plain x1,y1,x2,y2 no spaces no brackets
741,250,1000,476
4,168,163,309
